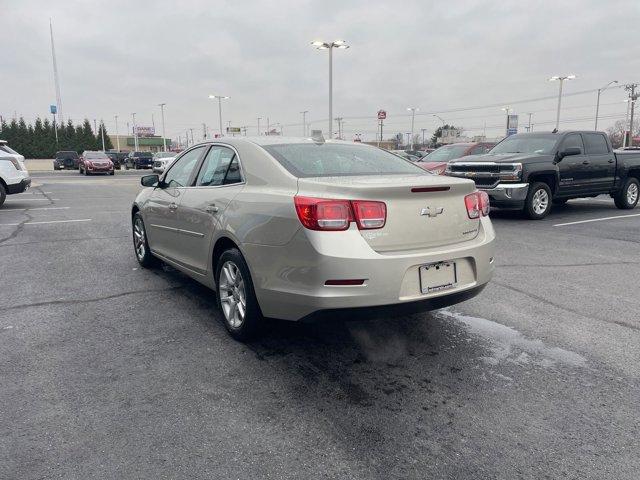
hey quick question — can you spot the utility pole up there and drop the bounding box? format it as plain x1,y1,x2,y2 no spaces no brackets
100,120,106,151
527,113,532,132
407,107,418,150
202,123,207,140
335,117,343,139
266,117,270,135
242,126,248,136
300,110,309,136
158,103,167,151
131,113,138,151
114,115,120,151
625,83,638,147
189,128,194,145
151,113,155,131
257,117,262,136
421,128,427,147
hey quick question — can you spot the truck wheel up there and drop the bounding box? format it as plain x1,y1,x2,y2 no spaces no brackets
215,248,264,341
614,177,639,210
0,183,6,207
524,182,552,219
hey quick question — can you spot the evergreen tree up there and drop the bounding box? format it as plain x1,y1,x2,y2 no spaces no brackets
80,119,96,152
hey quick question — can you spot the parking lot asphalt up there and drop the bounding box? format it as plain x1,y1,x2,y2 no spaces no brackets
1,171,639,479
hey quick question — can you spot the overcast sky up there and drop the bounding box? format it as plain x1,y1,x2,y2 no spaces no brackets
2,0,639,142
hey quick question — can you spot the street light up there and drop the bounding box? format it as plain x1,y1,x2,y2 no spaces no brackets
158,103,167,151
548,74,576,130
432,114,446,125
311,40,349,139
131,113,138,151
208,95,230,136
257,117,262,136
114,115,120,151
595,80,618,130
407,107,418,150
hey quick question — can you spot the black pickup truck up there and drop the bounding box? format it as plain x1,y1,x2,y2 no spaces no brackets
445,131,640,219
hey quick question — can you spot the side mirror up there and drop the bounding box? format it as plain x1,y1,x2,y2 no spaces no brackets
141,174,160,187
558,147,581,160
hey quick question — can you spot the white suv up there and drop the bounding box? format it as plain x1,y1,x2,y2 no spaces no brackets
0,140,31,207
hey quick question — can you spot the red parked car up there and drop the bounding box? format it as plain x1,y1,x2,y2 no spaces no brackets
79,151,115,175
418,142,495,174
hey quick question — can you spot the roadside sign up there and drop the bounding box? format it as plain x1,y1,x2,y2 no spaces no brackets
226,127,241,133
377,110,387,120
507,115,518,136
135,126,155,137
50,105,57,114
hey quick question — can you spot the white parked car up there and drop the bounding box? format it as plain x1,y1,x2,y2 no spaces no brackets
0,140,30,207
152,151,177,174
132,137,495,340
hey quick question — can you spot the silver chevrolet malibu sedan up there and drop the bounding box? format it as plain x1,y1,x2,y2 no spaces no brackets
132,136,495,340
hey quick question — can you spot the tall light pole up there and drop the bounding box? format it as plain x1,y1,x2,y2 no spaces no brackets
131,113,138,151
433,114,446,125
594,81,618,130
300,110,309,136
311,40,349,139
501,106,511,136
549,75,576,130
208,95,229,136
114,115,120,151
257,117,262,136
158,103,167,151
100,120,105,151
407,107,418,149
421,128,427,146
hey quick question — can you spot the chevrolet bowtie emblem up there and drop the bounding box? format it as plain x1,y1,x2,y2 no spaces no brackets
420,206,444,218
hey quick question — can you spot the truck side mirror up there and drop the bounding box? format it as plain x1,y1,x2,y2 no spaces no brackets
559,147,581,160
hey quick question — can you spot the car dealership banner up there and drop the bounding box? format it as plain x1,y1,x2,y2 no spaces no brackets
135,126,155,137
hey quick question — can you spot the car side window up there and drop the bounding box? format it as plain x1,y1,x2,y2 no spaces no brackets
164,146,205,188
195,146,242,187
560,134,584,153
583,133,609,155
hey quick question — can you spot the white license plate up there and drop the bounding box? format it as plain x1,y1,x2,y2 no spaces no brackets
419,261,457,293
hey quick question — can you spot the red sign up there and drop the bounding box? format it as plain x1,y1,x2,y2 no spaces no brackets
377,110,387,120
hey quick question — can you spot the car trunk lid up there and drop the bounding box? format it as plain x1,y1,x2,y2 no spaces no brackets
297,174,480,252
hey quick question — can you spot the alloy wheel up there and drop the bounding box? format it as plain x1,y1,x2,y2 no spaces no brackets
133,217,146,260
627,182,638,205
219,261,246,328
532,188,549,215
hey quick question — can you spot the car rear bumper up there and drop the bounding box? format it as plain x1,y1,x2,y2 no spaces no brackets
243,217,496,321
6,177,31,194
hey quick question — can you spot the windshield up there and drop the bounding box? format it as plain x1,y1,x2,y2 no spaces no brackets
490,135,557,154
263,143,427,178
84,152,109,159
154,152,174,158
427,145,470,162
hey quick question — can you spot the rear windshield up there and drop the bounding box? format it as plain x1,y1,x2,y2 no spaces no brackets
262,143,426,178
427,145,470,162
56,151,79,158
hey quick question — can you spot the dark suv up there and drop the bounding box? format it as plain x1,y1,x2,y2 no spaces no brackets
53,151,80,170
105,151,128,169
125,151,154,170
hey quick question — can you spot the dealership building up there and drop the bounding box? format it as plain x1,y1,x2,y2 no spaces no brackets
108,126,172,153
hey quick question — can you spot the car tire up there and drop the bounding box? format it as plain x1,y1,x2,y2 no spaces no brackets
614,177,639,210
524,182,552,219
109,170,115,176
0,183,6,208
125,164,130,170
215,248,264,341
132,212,158,268
84,168,89,176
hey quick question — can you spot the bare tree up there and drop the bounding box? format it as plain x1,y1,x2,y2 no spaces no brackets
607,119,639,148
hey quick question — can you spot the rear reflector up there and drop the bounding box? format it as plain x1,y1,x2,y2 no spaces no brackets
411,186,450,193
294,196,386,231
325,279,366,286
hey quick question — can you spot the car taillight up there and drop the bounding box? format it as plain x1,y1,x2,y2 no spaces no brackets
464,191,490,219
351,200,386,229
294,197,387,231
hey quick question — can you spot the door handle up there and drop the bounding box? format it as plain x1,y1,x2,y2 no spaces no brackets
205,204,219,214
582,160,590,165
608,159,615,163
168,203,178,211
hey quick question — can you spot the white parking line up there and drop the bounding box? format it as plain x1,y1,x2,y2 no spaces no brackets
554,213,640,227
0,207,70,212
0,219,92,226
4,198,60,202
